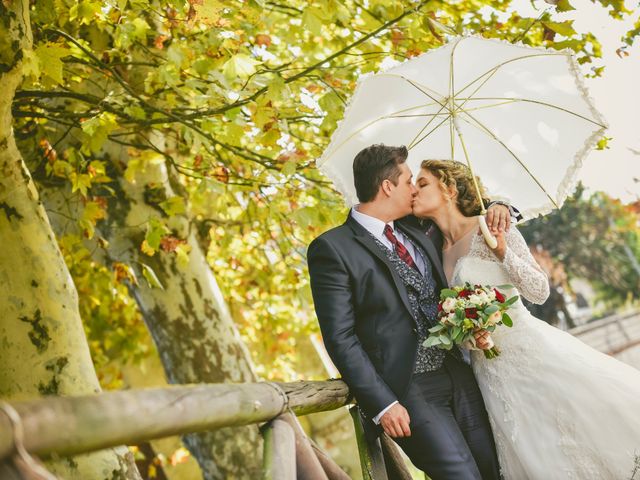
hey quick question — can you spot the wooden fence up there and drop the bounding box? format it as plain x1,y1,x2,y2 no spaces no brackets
0,380,413,480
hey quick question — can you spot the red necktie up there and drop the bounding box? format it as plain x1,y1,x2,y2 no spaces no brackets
384,225,418,272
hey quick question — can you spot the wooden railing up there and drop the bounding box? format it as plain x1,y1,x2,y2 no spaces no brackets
0,380,413,480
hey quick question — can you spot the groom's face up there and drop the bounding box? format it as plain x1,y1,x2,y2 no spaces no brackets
388,162,417,216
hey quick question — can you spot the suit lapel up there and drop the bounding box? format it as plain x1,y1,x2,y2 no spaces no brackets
396,218,447,288
346,215,415,320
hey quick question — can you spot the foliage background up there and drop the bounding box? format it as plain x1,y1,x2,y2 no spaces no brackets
15,0,639,386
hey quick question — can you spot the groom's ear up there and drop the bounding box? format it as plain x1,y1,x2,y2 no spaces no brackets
380,178,393,197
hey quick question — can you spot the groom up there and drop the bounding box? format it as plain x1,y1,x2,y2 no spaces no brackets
307,144,508,479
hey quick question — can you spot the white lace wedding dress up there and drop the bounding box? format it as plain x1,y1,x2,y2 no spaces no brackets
450,227,640,480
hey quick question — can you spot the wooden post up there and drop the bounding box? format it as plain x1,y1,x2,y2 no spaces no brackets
262,416,295,480
349,406,387,480
280,413,329,480
308,440,351,480
379,433,413,480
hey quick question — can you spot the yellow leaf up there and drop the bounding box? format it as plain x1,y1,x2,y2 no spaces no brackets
194,0,224,24
175,244,192,269
141,263,164,289
141,240,156,256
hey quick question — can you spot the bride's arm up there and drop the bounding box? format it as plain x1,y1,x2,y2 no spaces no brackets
492,227,550,304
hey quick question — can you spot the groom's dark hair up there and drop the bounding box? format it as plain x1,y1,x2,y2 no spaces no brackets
353,144,409,203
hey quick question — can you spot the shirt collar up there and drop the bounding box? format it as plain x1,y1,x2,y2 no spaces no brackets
351,206,394,238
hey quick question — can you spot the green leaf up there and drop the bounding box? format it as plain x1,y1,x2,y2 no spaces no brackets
451,326,462,339
423,336,442,348
293,207,318,228
160,197,186,217
223,54,260,80
543,21,577,37
69,172,92,197
69,0,102,25
81,112,118,154
302,7,325,35
124,105,147,120
502,312,513,327
440,288,457,298
428,324,445,333
425,17,457,36
556,0,575,12
265,75,290,103
35,42,71,84
223,122,245,146
143,218,169,255
505,296,519,306
454,329,467,343
318,92,342,114
282,161,297,177
141,263,164,290
484,305,499,315
22,49,41,80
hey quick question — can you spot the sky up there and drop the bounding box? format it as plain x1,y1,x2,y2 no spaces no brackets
511,0,640,202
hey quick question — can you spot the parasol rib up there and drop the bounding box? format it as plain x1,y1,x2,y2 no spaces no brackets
454,104,559,208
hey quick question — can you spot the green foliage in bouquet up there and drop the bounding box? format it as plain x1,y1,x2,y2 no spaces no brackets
424,282,519,358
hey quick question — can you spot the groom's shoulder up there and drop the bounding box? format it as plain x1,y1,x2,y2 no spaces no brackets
309,222,351,247
307,219,356,258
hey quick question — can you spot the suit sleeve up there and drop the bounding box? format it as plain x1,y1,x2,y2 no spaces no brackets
307,236,398,418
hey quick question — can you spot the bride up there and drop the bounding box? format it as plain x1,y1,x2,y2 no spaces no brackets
412,159,640,480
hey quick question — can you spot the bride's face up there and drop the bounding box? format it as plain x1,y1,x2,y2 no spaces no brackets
412,169,451,218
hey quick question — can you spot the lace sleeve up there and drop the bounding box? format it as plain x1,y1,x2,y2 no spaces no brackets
501,227,550,304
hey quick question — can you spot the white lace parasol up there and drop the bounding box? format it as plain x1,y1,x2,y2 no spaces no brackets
318,35,608,223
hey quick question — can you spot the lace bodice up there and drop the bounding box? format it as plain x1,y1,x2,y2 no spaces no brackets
451,227,550,305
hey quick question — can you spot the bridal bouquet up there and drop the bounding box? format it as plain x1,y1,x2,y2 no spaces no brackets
423,282,519,359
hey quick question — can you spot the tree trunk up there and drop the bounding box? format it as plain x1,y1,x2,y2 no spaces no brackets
93,143,263,479
0,2,140,479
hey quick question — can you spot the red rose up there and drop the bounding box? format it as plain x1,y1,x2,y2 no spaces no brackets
459,289,473,298
494,289,505,303
437,303,443,312
465,307,478,319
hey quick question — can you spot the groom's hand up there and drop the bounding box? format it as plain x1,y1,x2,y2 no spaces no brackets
380,403,411,438
486,204,511,233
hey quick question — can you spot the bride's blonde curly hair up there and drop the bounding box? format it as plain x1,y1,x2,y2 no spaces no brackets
420,160,489,217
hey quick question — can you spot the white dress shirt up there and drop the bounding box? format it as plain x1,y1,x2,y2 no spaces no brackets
350,207,426,424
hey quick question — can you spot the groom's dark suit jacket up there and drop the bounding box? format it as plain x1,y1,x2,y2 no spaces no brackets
307,213,446,421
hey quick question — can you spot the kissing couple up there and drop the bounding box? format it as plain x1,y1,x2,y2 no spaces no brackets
307,144,640,479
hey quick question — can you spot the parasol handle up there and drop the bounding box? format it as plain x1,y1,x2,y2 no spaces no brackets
478,215,498,249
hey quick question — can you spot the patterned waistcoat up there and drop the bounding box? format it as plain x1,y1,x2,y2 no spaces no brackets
369,234,461,373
